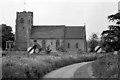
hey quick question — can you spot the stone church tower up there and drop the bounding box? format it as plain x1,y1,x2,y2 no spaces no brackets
15,11,33,51
15,11,87,52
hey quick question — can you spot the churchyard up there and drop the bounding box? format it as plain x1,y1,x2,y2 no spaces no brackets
2,50,107,78
2,50,118,79
0,0,119,79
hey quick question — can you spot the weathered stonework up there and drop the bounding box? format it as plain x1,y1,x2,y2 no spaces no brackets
15,11,87,52
15,11,33,51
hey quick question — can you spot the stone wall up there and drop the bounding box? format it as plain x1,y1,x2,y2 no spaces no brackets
15,11,33,51
30,39,63,52
64,39,85,51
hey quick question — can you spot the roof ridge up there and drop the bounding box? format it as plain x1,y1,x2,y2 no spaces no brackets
33,25,65,27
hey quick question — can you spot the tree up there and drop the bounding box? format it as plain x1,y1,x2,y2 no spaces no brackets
88,33,99,52
101,11,120,52
1,24,14,50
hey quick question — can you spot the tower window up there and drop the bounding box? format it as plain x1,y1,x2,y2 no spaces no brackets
20,18,24,23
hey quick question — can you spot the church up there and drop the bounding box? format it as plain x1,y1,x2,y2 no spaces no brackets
15,11,87,52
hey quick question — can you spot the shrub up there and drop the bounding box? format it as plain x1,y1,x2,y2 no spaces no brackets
77,49,85,54
58,45,67,52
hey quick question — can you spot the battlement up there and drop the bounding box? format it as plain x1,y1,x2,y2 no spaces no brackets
17,11,33,16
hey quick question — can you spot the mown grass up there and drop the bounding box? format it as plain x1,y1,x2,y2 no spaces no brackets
2,51,104,79
92,52,118,79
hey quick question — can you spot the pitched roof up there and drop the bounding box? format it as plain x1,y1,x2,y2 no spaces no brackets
65,26,85,39
30,25,65,39
30,25,86,39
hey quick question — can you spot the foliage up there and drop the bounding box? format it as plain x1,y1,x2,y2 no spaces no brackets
87,33,99,52
77,49,85,54
92,53,118,78
108,12,120,23
1,24,14,50
101,12,120,52
2,52,103,78
57,45,67,52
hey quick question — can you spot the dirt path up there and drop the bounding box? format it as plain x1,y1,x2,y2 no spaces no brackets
42,61,93,78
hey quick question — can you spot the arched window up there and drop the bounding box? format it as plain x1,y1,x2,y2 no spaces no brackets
56,40,60,49
76,43,78,48
20,18,24,23
42,40,46,50
68,42,70,48
51,42,53,45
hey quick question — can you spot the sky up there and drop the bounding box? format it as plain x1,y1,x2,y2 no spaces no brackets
0,0,119,40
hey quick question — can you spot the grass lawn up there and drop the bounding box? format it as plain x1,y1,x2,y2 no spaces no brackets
73,52,118,79
74,62,93,78
2,51,105,79
91,52,118,79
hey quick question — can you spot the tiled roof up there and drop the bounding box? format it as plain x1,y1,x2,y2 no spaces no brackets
65,26,85,39
30,25,85,39
30,25,65,39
